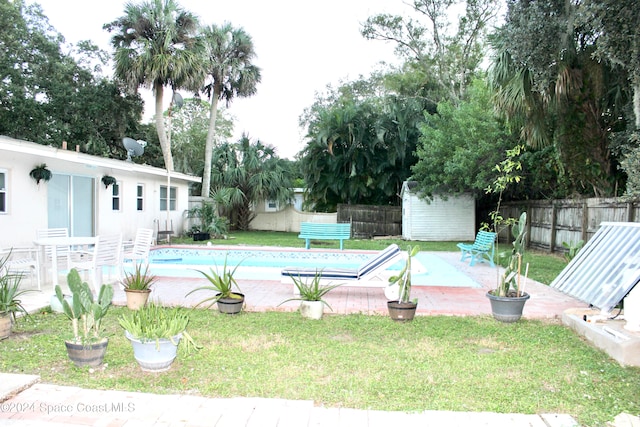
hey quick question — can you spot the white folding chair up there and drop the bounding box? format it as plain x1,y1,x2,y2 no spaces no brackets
0,246,41,290
69,234,123,293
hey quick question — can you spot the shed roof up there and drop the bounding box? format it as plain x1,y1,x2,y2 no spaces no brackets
550,222,640,312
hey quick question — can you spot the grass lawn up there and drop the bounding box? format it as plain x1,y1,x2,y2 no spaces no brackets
2,309,639,427
2,231,638,427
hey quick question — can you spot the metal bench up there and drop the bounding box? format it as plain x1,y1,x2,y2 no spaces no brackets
298,222,351,250
457,231,496,267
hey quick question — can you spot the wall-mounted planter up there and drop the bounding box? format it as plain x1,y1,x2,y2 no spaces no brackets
29,164,52,185
101,175,117,189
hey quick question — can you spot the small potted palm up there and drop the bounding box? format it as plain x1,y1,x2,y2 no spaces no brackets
187,256,244,314
121,264,156,310
55,269,113,367
119,301,198,372
0,253,34,340
386,245,420,322
278,270,343,319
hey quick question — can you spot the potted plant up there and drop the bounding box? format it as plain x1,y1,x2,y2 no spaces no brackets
121,263,156,310
386,245,420,322
0,253,33,339
278,270,343,320
55,269,114,367
187,255,245,314
101,175,117,189
119,301,198,372
484,145,531,323
486,211,530,322
29,163,52,185
186,201,228,241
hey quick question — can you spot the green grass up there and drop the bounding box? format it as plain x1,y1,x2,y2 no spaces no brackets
2,309,639,427
171,230,564,284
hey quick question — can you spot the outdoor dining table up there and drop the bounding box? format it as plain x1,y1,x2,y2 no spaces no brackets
33,236,96,288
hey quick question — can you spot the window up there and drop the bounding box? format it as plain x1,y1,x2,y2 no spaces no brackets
0,170,6,213
160,185,176,211
112,182,121,211
265,199,278,212
136,184,144,211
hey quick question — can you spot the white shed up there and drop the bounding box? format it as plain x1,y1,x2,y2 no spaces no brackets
401,181,476,241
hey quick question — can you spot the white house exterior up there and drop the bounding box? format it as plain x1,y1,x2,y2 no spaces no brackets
401,181,476,241
0,136,200,247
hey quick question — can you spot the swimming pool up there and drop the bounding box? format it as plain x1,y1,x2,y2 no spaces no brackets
135,246,481,288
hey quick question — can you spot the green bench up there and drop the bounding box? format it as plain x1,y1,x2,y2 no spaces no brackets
298,222,351,250
457,231,496,267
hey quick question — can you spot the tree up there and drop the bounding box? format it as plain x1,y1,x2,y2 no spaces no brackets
104,0,204,171
300,76,423,211
210,135,292,231
0,0,143,155
200,23,261,197
169,98,233,183
361,0,500,104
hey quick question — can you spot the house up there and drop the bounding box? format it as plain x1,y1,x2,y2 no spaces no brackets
401,181,476,241
0,136,200,247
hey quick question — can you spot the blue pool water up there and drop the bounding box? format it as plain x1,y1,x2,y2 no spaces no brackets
139,247,481,288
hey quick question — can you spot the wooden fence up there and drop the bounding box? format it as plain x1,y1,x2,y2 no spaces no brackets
501,198,640,253
337,204,402,239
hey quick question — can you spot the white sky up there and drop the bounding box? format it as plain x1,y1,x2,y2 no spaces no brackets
33,0,406,159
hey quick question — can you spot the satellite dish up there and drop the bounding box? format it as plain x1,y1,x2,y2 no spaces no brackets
172,92,184,109
122,137,145,162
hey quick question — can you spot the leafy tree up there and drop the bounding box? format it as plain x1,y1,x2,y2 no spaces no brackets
104,0,204,171
210,135,293,231
300,77,423,211
489,0,629,197
169,98,233,183
412,79,517,200
0,0,143,155
199,23,261,197
361,0,500,104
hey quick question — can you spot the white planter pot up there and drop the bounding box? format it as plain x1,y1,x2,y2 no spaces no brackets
300,301,324,320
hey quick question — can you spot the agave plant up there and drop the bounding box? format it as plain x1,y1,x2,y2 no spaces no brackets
278,270,343,311
186,254,243,308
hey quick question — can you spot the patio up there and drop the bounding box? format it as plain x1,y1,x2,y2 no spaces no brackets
19,251,586,319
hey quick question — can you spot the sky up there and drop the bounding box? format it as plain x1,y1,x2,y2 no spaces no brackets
33,0,407,159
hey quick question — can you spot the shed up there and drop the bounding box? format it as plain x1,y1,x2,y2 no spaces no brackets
401,181,476,241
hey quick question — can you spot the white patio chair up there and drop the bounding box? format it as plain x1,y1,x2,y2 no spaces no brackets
0,246,41,290
69,234,123,293
35,227,71,271
122,228,154,265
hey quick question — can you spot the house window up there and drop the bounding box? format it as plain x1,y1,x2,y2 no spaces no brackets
112,182,121,211
136,184,144,211
265,199,278,212
0,170,6,213
160,185,176,211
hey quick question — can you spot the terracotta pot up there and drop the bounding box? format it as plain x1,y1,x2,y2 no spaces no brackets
387,300,418,322
64,338,108,367
125,289,151,310
0,313,12,340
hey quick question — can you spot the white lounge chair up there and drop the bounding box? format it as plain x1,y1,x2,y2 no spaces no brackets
0,246,41,290
281,244,423,293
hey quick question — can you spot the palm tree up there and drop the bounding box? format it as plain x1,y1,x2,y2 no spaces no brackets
210,135,292,231
104,0,204,171
200,23,262,197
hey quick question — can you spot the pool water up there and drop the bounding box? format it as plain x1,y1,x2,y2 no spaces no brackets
138,247,481,288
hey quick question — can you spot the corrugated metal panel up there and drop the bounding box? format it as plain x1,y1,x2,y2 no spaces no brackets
550,222,640,312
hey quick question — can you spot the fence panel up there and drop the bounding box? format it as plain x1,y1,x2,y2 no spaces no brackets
337,204,402,238
502,198,640,253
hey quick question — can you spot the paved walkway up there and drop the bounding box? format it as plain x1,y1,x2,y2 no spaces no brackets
3,251,588,426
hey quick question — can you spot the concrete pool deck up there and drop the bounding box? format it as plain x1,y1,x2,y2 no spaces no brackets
3,250,591,427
